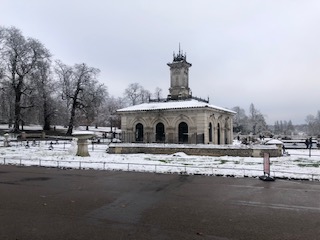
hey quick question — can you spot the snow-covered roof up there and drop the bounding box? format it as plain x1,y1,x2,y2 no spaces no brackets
117,99,236,114
266,139,284,145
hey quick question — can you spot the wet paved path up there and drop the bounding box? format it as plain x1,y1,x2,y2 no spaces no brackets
0,165,319,240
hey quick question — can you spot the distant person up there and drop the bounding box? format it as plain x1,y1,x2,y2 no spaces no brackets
282,144,286,154
305,139,309,149
309,137,313,149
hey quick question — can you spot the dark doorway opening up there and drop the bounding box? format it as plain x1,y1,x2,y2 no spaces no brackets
135,123,143,142
156,122,165,142
209,122,213,142
178,122,188,143
217,123,221,145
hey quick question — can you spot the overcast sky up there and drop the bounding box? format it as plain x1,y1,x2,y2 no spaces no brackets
2,0,320,124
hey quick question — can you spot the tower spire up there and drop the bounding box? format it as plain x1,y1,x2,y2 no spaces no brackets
173,43,186,62
168,46,192,100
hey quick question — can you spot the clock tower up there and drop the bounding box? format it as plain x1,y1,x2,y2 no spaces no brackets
167,46,192,100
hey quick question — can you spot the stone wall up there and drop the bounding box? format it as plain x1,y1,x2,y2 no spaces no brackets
108,143,282,157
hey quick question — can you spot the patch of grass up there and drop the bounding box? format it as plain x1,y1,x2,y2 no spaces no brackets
159,159,171,164
244,162,257,165
220,160,228,164
298,163,320,168
293,159,308,162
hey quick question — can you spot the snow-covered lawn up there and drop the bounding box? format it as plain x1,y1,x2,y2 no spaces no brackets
0,141,320,181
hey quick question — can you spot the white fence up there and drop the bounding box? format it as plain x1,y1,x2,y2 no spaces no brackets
1,157,319,181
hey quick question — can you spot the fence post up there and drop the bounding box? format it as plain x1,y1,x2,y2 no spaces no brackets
39,159,41,166
79,161,81,169
103,162,106,170
127,163,130,171
309,147,311,157
3,158,5,165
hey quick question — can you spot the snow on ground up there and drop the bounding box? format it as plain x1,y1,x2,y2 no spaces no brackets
0,140,320,181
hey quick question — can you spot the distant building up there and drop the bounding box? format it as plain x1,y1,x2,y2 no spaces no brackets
117,48,235,144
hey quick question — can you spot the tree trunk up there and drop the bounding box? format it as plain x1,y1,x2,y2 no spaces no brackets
13,90,22,133
43,100,51,130
43,116,51,130
66,103,76,135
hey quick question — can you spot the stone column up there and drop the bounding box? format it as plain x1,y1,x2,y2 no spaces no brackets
221,127,226,145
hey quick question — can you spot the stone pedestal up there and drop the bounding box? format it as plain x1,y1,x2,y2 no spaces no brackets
72,131,94,157
76,139,90,156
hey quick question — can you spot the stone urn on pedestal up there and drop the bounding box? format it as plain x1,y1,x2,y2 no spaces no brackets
3,133,10,147
72,131,94,157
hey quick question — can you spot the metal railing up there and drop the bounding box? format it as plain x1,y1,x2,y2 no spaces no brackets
1,139,108,152
1,157,319,181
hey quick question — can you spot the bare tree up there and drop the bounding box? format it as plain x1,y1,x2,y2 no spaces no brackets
81,81,108,130
153,87,163,100
123,82,152,106
0,81,14,125
140,88,151,103
232,106,249,134
103,96,125,128
0,27,51,132
305,111,320,136
124,83,143,106
55,61,102,135
248,103,267,135
31,59,56,130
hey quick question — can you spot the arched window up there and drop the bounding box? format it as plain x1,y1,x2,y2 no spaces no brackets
209,122,213,142
178,122,188,143
156,122,165,142
135,123,144,142
217,123,221,145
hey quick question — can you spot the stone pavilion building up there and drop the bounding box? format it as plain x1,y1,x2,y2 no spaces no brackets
117,49,235,145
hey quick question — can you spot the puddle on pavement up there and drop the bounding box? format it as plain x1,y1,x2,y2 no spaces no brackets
20,177,51,182
87,192,160,225
0,181,18,185
86,175,191,225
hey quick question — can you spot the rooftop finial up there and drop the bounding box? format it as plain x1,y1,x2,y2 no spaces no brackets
173,43,186,62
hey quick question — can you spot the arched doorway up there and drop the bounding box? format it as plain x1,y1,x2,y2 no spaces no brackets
156,122,165,142
135,123,143,142
217,123,221,145
209,122,213,142
178,122,188,143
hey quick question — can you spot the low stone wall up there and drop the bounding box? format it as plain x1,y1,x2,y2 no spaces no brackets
108,143,282,157
19,132,46,140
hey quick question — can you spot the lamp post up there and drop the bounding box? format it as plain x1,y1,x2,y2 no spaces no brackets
309,137,312,157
